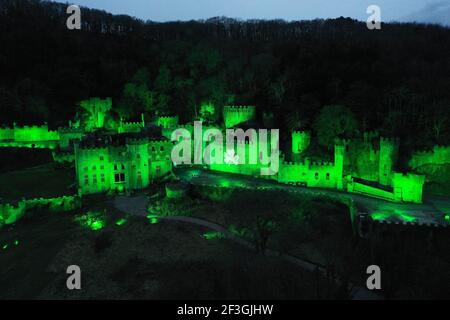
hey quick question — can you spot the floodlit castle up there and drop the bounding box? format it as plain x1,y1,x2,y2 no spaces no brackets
0,98,429,203
74,132,172,195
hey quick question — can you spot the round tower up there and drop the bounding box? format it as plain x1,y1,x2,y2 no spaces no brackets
292,131,311,155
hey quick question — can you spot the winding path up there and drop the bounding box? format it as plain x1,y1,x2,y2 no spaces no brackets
175,168,450,227
113,195,381,300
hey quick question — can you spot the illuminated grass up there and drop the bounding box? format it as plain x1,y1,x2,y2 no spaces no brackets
203,231,225,240
371,209,417,223
115,218,127,226
76,211,106,231
147,214,160,224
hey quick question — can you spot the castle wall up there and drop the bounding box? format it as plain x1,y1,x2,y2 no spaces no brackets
118,122,143,134
0,127,14,140
127,140,150,190
156,116,179,129
392,173,425,204
75,146,112,195
74,138,173,195
0,195,80,226
58,128,84,150
379,138,398,186
409,146,450,169
0,125,60,143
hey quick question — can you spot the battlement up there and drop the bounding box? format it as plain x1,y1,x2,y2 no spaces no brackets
0,124,60,143
393,172,426,184
118,121,143,134
126,137,149,145
380,137,400,145
310,161,334,168
281,158,335,168
363,131,380,141
58,127,83,134
223,105,256,112
292,130,309,136
156,116,179,129
121,121,143,126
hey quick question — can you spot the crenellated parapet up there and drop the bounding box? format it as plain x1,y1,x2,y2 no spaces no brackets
156,116,179,129
292,130,311,155
392,172,426,203
0,123,60,143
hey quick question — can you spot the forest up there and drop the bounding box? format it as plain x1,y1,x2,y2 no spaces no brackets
0,0,449,158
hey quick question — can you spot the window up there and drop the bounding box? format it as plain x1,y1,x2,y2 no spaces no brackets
114,164,118,171
137,154,141,159
93,175,98,184
92,166,96,171
101,173,105,183
84,175,89,185
100,165,104,170
100,156,104,161
114,173,126,183
326,173,330,180
315,172,319,180
151,146,156,152
121,164,125,170
160,146,164,152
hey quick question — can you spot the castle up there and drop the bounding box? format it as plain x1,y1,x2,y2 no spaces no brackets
0,99,428,203
74,133,172,195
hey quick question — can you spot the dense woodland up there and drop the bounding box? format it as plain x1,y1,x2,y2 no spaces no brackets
1,0,450,157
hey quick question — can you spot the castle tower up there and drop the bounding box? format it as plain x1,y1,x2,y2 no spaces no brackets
292,131,311,156
74,144,110,196
334,143,345,190
379,137,399,186
223,106,256,128
126,138,150,190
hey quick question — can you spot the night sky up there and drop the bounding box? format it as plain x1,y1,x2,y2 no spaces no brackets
57,0,450,25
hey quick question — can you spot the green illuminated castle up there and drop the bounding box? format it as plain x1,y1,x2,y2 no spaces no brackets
0,97,434,204
74,134,173,195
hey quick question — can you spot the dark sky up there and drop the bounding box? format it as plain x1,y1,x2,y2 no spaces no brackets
57,0,450,25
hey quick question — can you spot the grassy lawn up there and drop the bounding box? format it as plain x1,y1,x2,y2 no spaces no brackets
0,163,75,201
0,209,81,299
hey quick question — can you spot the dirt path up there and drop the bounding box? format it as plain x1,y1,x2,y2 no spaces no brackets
113,195,381,300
